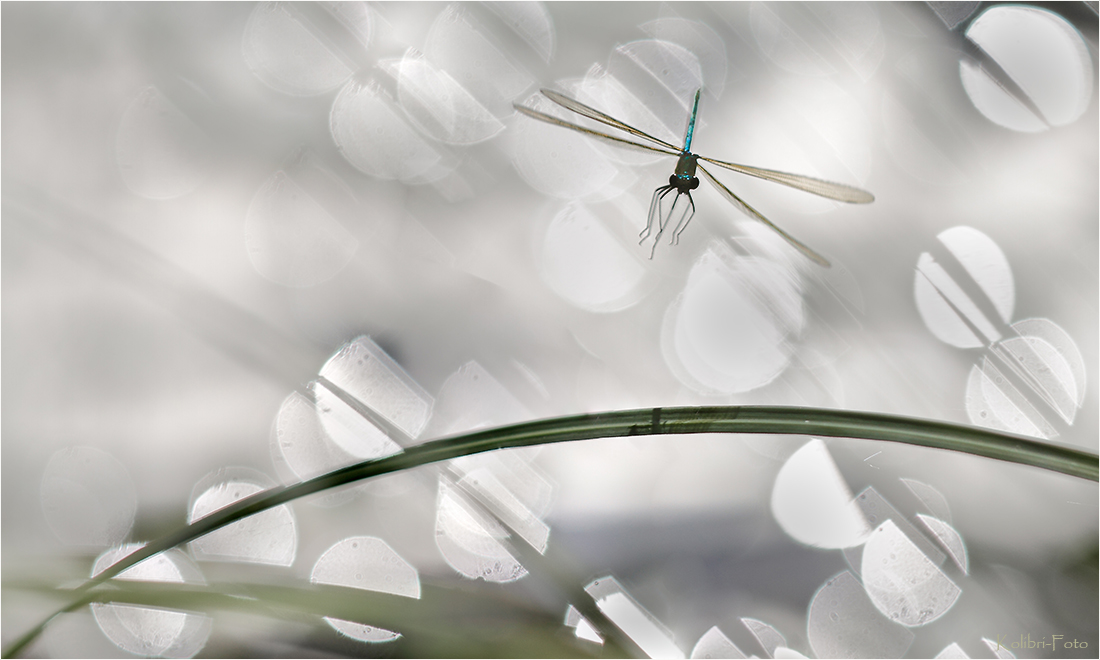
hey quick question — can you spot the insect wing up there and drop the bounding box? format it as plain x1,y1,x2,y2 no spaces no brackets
513,103,680,157
697,163,831,267
698,156,874,204
539,89,683,153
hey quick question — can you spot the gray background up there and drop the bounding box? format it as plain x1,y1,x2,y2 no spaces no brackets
3,2,1097,658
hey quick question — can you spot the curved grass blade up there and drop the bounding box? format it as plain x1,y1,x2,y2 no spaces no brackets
698,155,875,203
698,163,832,267
5,406,1096,657
539,88,683,152
5,577,618,659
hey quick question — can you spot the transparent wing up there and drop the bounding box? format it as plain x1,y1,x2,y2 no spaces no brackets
698,156,875,204
539,89,683,153
698,163,831,267
513,103,680,157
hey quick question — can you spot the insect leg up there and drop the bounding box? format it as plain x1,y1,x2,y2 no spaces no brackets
643,186,676,250
671,192,696,244
650,190,680,256
641,184,672,241
658,189,679,234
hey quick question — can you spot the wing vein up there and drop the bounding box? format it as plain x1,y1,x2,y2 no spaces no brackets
698,156,874,204
698,163,831,267
539,89,684,152
513,103,681,157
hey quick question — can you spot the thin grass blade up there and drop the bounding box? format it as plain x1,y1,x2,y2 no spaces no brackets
5,406,1096,658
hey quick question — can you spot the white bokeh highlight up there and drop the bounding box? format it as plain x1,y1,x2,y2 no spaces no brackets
188,469,297,566
509,90,623,200
244,171,359,288
960,6,1093,132
966,357,1054,438
313,382,405,460
1002,318,1086,424
664,250,805,395
423,5,534,119
861,521,961,627
690,625,746,659
381,49,504,146
565,605,604,645
936,642,971,658
540,203,647,312
586,576,685,659
751,2,884,80
241,2,355,97
914,226,1014,348
311,536,420,643
330,79,446,182
640,18,729,98
917,514,969,575
772,439,870,549
900,478,953,524
483,1,555,63
807,570,914,658
319,335,434,440
90,545,211,658
741,618,787,658
435,482,526,583
606,39,705,138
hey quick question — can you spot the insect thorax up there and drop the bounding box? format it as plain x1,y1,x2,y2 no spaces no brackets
674,153,699,179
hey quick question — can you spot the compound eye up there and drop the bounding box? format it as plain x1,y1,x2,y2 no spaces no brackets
689,178,700,190
668,175,679,186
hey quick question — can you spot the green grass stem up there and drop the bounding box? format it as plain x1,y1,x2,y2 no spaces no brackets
4,405,1096,657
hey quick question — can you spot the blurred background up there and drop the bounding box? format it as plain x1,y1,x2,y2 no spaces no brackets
3,2,1097,658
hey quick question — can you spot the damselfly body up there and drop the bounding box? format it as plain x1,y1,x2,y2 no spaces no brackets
514,89,874,266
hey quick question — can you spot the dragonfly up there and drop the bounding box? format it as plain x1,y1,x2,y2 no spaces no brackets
513,88,875,266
